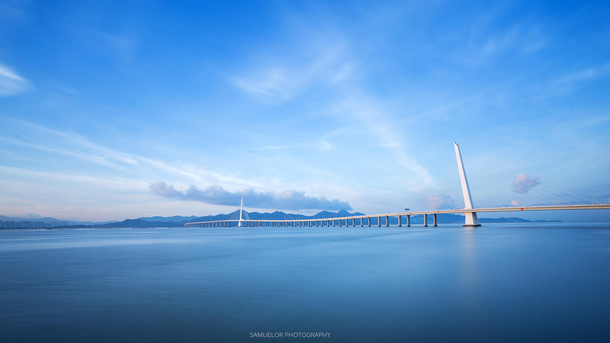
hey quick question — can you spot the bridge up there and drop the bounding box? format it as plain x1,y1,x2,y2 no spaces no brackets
185,143,610,228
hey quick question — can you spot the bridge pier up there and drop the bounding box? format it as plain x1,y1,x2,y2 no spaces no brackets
386,215,389,227
434,213,437,226
424,214,428,227
368,217,371,227
398,215,402,227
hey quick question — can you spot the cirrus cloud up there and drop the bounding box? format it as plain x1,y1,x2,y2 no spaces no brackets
0,64,29,96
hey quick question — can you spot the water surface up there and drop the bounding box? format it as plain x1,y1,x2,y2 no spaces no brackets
1,223,609,342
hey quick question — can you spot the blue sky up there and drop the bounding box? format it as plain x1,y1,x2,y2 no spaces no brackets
1,0,609,221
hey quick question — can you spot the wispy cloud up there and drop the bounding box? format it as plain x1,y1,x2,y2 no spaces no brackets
0,64,29,96
231,11,433,189
3,119,258,188
455,5,547,67
231,20,351,103
233,49,351,103
150,181,352,211
553,63,610,85
0,0,30,25
334,94,434,187
92,30,138,63
248,140,333,153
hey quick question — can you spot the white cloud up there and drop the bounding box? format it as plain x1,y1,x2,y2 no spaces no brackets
334,94,434,187
554,63,610,85
150,181,352,211
0,64,29,96
234,67,290,97
231,24,350,103
3,119,259,189
231,11,433,189
426,194,455,209
513,173,540,193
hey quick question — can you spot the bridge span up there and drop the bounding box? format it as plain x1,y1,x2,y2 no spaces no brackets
184,204,610,228
185,143,610,228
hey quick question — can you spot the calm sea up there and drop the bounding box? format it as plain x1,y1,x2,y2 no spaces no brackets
1,223,609,342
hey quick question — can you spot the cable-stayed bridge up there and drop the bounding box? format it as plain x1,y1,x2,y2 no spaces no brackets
185,143,610,228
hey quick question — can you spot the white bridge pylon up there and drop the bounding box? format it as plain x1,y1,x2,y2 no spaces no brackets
185,143,610,228
237,197,250,227
454,142,481,227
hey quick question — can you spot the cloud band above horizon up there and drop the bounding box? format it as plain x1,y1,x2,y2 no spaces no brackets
149,181,352,211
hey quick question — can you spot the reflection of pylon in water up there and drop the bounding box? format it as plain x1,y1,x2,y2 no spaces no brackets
238,198,250,227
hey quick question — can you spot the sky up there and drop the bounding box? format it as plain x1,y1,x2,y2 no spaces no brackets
1,0,609,222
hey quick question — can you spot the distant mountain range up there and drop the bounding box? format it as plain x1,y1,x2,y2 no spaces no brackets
0,215,115,228
55,210,368,228
1,210,559,229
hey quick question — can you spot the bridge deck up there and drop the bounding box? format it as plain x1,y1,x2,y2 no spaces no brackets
185,204,610,226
